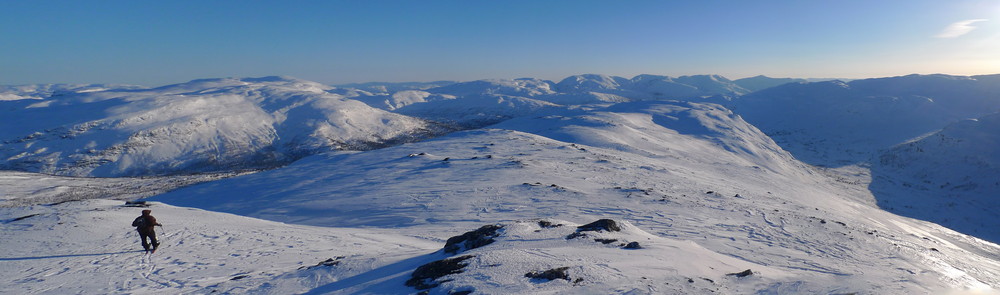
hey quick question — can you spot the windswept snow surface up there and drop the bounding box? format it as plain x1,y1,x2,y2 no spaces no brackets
145,100,1000,293
0,76,438,177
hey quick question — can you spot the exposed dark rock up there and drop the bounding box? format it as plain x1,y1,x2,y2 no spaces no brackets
537,220,563,228
727,269,753,278
299,256,345,270
406,255,475,290
123,201,149,207
577,219,621,232
230,275,249,280
623,241,642,249
444,224,503,254
594,238,618,244
565,232,587,240
525,267,570,282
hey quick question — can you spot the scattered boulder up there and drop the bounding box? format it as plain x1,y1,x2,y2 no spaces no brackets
444,224,503,254
623,241,642,249
525,267,570,282
577,219,622,232
299,256,345,270
406,255,475,290
594,238,618,244
537,220,563,228
727,269,753,278
567,219,622,239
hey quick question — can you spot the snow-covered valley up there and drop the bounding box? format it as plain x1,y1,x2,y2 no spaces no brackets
2,74,1000,294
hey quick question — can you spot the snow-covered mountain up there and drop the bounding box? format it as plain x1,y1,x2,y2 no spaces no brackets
731,75,807,92
0,76,440,177
3,73,1000,294
555,74,750,100
872,112,1000,242
332,81,458,94
732,74,1000,167
133,99,1000,293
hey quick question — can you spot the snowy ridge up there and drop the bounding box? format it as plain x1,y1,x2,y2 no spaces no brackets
0,84,147,101
555,74,750,100
731,75,807,92
0,76,438,177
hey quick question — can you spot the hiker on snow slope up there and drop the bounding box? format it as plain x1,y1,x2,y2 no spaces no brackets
132,209,162,253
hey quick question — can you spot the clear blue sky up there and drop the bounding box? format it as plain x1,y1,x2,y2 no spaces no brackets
2,0,998,86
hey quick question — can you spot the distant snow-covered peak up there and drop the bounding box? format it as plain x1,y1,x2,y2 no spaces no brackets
427,78,557,97
554,74,630,92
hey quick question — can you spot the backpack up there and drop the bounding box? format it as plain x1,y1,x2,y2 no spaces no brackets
132,216,146,228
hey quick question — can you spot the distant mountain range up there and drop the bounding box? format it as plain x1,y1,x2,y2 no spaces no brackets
4,73,1000,294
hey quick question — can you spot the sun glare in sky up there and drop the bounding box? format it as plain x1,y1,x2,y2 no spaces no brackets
1,0,998,86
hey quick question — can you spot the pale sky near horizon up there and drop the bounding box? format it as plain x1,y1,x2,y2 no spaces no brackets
2,0,998,86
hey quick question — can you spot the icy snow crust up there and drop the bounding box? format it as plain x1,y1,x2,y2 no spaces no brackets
3,74,1000,294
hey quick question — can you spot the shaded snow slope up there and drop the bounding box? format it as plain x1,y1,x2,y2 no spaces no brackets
147,102,1000,293
872,112,1000,242
732,74,1000,167
0,76,438,177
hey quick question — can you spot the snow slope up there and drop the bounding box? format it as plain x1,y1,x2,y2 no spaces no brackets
872,112,1000,242
0,199,440,294
0,77,438,177
143,101,1000,293
732,74,1000,167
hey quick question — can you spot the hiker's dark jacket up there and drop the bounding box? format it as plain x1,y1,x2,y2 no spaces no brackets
133,214,160,234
